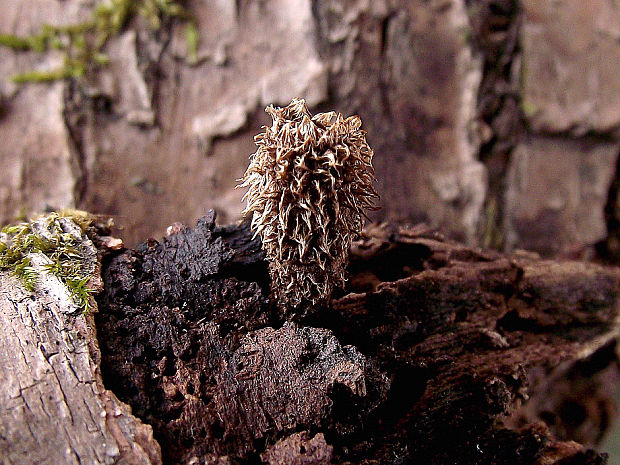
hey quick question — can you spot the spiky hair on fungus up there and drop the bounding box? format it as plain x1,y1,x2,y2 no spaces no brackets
238,98,378,308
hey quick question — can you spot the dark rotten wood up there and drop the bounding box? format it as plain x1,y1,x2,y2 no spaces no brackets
93,216,620,465
1,213,618,464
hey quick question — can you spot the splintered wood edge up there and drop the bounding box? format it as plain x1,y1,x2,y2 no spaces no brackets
0,236,162,465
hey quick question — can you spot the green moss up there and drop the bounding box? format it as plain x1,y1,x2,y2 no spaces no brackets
1,0,195,84
0,211,96,311
184,21,199,65
11,66,79,84
521,99,539,119
479,197,504,250
0,33,38,51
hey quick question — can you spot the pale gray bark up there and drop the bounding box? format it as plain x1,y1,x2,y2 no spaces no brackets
0,240,161,465
2,1,619,255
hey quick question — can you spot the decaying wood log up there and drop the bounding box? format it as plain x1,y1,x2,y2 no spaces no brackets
1,211,620,465
0,225,161,465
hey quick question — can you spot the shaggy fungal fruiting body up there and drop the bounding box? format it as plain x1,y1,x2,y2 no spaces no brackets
239,98,378,308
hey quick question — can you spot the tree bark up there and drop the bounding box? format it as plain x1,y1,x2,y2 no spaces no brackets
1,213,619,464
0,230,162,465
4,0,619,259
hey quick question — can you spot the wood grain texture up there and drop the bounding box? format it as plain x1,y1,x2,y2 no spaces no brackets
0,213,618,464
0,231,161,465
95,216,620,464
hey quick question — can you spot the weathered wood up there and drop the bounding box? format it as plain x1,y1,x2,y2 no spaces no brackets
1,212,618,464
94,216,620,465
0,228,161,465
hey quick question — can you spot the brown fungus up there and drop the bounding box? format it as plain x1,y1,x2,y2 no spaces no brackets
238,98,379,309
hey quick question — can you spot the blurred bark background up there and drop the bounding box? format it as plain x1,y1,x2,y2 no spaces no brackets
1,0,620,254
3,2,620,464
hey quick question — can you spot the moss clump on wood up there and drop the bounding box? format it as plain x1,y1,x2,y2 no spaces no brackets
0,211,97,311
0,0,193,83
